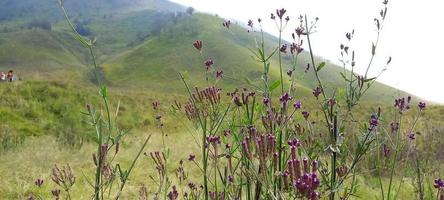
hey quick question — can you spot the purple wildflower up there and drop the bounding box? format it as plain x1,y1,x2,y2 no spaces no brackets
193,40,203,51
418,101,426,110
312,87,322,98
280,44,288,53
276,8,287,19
204,58,214,70
302,111,310,120
293,101,302,109
263,97,270,106
287,69,293,77
222,20,231,28
435,178,444,189
216,70,223,79
188,154,195,161
35,178,44,187
247,19,253,28
408,132,416,140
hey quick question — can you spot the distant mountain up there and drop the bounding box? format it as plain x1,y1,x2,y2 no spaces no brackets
0,0,409,103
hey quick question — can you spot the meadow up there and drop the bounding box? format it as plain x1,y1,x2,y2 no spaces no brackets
1,0,444,199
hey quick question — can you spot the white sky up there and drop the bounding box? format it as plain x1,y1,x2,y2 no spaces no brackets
169,0,444,104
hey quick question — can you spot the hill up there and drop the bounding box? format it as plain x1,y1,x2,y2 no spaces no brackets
0,0,420,144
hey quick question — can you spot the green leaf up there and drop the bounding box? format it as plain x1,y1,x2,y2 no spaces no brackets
317,62,326,72
269,80,281,91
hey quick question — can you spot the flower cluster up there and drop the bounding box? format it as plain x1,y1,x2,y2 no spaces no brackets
394,96,411,113
283,140,320,199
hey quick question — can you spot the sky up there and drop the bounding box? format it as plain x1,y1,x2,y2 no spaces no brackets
169,0,444,103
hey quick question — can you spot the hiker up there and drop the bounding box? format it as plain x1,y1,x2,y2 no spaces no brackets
6,70,15,82
0,71,5,81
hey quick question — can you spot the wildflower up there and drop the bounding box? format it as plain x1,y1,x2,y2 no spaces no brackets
435,178,444,189
270,13,276,20
336,165,348,177
418,101,426,110
295,27,304,37
285,16,290,22
228,175,234,183
394,96,410,113
328,98,336,106
152,100,160,110
222,20,231,28
290,43,303,54
276,8,287,19
305,63,310,73
257,18,262,23
216,70,223,79
204,58,214,70
51,164,76,192
280,92,293,110
302,111,310,120
293,101,302,109
193,40,203,51
263,97,270,106
188,154,195,161
247,19,253,28
34,178,44,187
312,87,322,98
287,69,293,77
167,185,179,200
369,114,379,130
52,189,61,200
390,122,399,133
280,44,288,53
408,132,416,140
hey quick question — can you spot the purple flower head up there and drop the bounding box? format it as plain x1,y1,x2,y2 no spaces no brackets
369,114,379,129
152,100,160,110
188,154,195,161
276,8,287,19
228,175,234,183
216,70,224,79
394,96,411,113
418,101,426,110
302,111,310,120
223,129,231,136
222,20,231,28
287,69,293,77
207,135,221,145
290,43,304,54
288,139,300,147
295,27,304,37
263,97,270,106
35,178,44,187
294,101,302,109
193,40,203,51
270,13,276,20
434,178,444,189
258,18,262,23
390,122,399,133
285,16,290,22
328,98,336,106
408,132,416,140
52,189,61,199
247,19,253,28
280,44,288,53
312,87,322,98
204,58,214,70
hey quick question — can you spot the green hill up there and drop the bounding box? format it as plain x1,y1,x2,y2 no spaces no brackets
0,0,419,144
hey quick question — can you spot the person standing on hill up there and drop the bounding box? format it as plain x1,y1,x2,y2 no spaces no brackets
6,70,15,82
0,71,5,81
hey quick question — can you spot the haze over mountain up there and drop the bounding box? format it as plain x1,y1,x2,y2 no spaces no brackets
0,0,411,102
